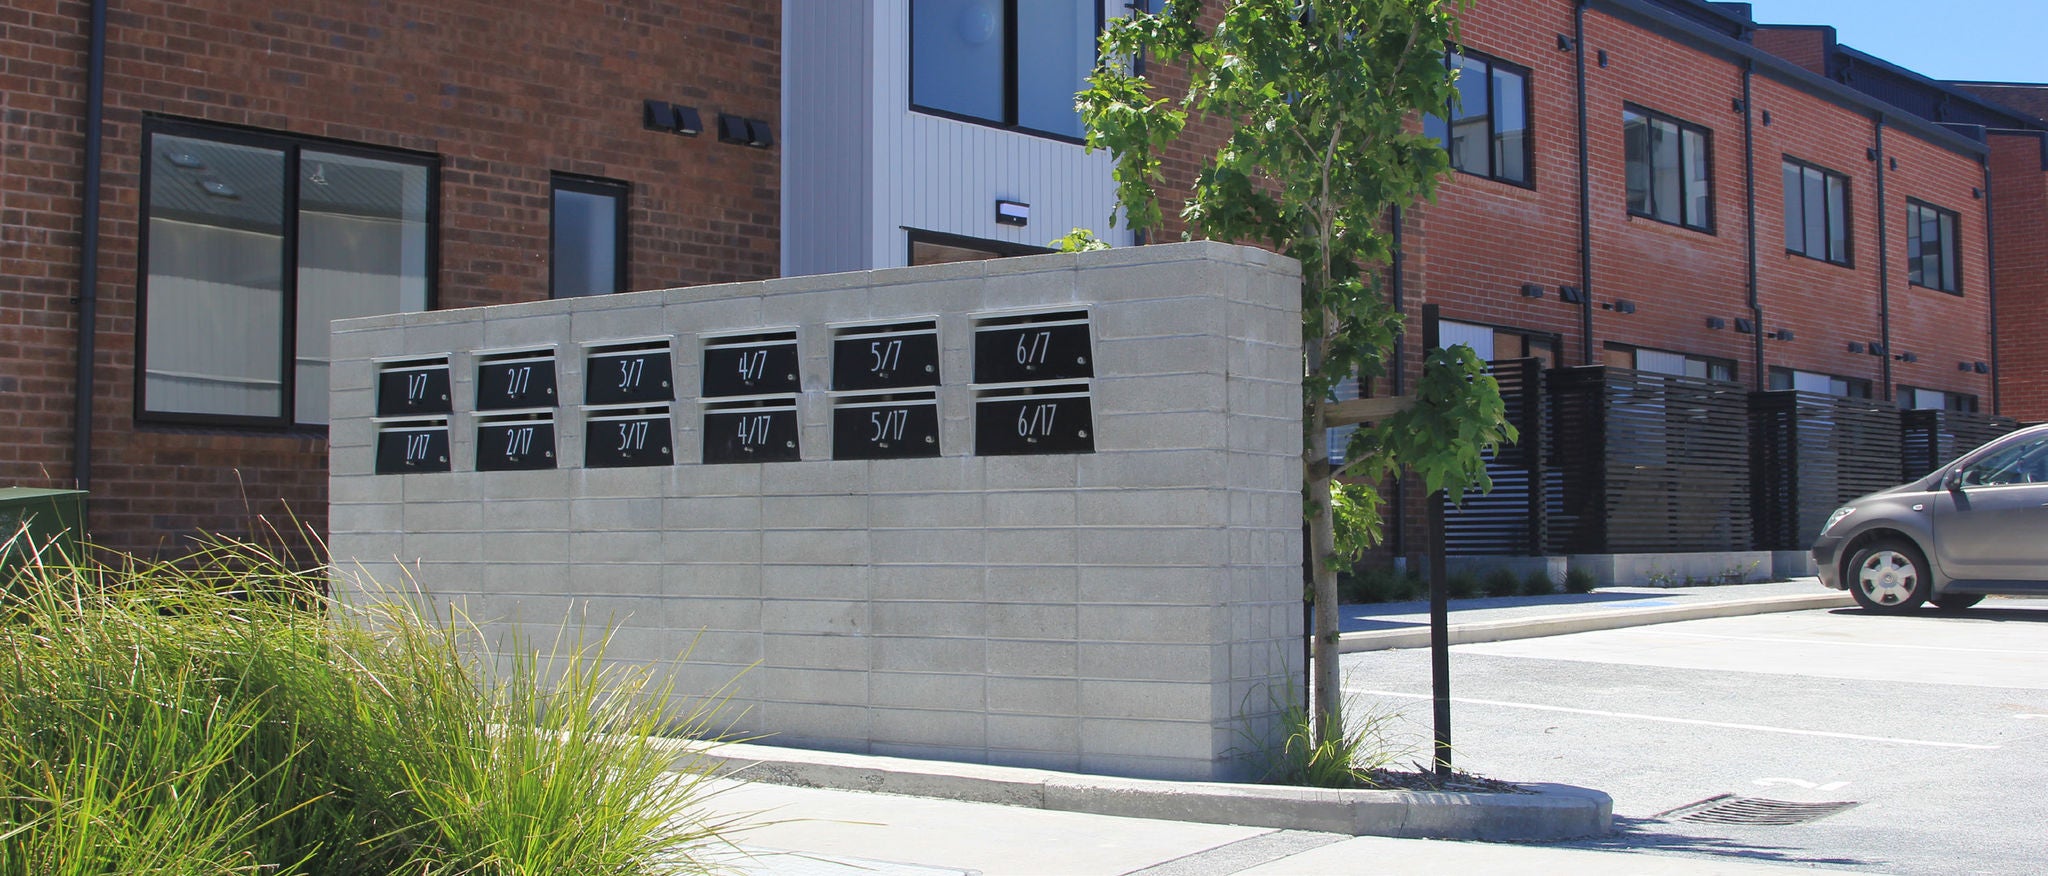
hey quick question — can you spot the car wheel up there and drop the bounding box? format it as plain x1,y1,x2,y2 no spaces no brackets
1932,593,1985,611
1846,539,1929,613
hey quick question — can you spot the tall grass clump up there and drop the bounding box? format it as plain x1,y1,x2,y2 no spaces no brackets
0,531,740,875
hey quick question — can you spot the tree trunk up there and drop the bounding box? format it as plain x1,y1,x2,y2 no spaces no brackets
1306,397,1342,745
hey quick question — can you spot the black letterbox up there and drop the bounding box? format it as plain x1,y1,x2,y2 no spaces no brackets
831,400,940,460
703,408,801,464
974,322,1093,384
975,394,1095,455
702,342,801,397
475,420,557,471
832,331,940,392
585,350,674,406
375,426,451,474
585,414,674,468
476,357,558,410
376,365,452,416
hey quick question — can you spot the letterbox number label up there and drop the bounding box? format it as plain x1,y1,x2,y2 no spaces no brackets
375,428,451,474
376,367,452,416
702,343,801,397
832,333,940,392
975,396,1094,455
477,360,558,410
585,351,674,406
585,417,674,468
832,403,940,460
974,324,1092,384
476,422,557,471
703,409,801,464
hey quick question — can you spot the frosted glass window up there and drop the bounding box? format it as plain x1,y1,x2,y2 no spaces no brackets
141,125,435,426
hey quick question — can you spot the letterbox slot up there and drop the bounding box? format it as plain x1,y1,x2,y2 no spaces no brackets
584,339,675,407
973,310,1093,385
475,349,558,411
703,399,801,464
375,356,453,416
474,412,557,471
702,329,802,398
831,319,940,392
374,418,452,474
831,391,940,460
584,405,674,468
974,383,1094,456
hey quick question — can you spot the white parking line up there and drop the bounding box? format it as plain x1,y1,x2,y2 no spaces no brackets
1345,688,2002,750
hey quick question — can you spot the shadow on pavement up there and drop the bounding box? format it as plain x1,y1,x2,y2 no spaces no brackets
1536,816,1878,869
1341,590,1698,632
1827,605,2048,623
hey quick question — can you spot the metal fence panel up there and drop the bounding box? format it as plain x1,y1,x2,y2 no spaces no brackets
1749,391,1902,550
1445,358,1544,556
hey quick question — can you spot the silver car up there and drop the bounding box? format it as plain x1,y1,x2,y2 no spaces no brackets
1812,422,2048,613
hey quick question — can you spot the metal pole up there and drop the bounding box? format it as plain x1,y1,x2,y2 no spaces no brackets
1423,304,1451,778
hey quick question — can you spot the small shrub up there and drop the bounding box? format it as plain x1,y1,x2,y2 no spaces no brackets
1339,565,1423,604
1563,567,1597,594
1446,572,1481,600
1481,567,1521,598
0,534,744,875
1255,686,1408,789
1521,569,1556,596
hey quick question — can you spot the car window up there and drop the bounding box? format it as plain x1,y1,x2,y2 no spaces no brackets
1958,436,2048,487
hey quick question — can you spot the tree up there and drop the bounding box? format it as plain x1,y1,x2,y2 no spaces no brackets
1079,0,1516,748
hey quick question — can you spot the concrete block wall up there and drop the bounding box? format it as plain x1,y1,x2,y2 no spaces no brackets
328,241,1305,781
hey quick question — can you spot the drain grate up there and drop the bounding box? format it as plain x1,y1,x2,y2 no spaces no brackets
1656,794,1860,826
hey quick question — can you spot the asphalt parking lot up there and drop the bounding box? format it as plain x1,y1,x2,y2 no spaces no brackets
1340,599,2048,875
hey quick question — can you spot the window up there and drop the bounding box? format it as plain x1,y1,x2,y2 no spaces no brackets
1783,159,1850,265
910,0,1102,139
1898,386,1977,413
1605,343,1734,382
1623,106,1711,231
1957,435,2048,487
1907,200,1959,294
1438,319,1557,367
551,174,629,299
140,120,434,426
1424,51,1531,186
1768,368,1870,398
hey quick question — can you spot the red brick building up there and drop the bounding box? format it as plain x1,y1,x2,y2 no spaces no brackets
3,0,2044,558
3,1,779,554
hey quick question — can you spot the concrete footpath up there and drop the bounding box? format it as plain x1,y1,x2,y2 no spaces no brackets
697,579,1857,875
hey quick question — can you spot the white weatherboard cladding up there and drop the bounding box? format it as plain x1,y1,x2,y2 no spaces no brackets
329,242,1304,782
783,0,1131,277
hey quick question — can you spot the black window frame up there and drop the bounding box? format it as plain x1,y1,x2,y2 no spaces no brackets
1622,104,1714,233
1782,157,1852,266
1768,367,1871,399
907,0,1106,143
1426,48,1535,188
1604,342,1736,382
549,172,632,300
135,116,440,430
1906,199,1961,295
1898,385,1978,413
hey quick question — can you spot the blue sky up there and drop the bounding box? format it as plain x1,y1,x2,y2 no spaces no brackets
1741,0,2046,83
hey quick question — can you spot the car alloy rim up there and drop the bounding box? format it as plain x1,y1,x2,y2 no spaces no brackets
1856,550,1917,605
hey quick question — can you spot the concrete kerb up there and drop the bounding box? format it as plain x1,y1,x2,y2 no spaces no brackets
674,740,1612,842
1340,591,1855,653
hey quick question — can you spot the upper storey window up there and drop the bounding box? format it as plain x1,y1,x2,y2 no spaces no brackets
1783,159,1850,266
1907,199,1960,294
1424,50,1531,186
910,0,1102,140
1623,105,1712,232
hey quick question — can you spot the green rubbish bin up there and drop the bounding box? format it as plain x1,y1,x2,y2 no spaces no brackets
0,487,87,580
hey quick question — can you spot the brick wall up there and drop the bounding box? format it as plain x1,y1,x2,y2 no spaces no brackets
2,1,780,555
1988,134,2048,421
